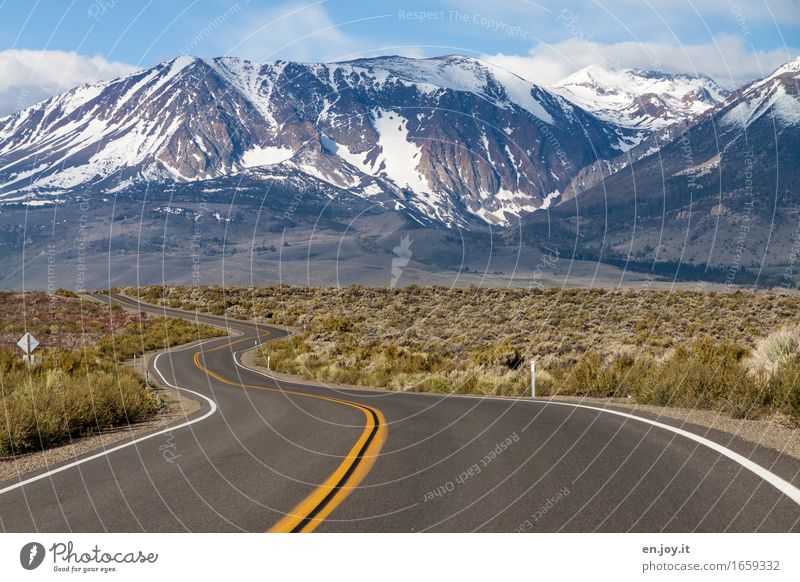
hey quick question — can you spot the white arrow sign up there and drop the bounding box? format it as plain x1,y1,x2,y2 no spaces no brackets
17,332,39,354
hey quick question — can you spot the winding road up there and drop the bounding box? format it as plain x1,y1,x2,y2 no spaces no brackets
1,294,799,532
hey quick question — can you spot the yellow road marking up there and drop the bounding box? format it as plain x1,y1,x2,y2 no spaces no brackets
103,294,387,532
192,347,387,533
268,404,386,533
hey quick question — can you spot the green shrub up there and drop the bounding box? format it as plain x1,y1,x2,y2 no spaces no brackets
630,339,762,418
551,351,646,398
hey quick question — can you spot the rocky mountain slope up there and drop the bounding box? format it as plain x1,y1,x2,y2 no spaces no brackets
535,58,800,272
0,54,633,227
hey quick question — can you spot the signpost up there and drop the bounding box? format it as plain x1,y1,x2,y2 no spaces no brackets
17,332,40,366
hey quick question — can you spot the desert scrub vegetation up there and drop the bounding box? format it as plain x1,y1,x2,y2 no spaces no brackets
0,292,225,456
0,367,156,456
126,285,800,420
542,339,787,419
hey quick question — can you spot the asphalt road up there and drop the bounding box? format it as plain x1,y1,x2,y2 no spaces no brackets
1,294,799,532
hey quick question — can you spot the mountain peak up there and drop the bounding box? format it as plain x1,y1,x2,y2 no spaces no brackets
769,56,800,78
720,56,800,129
170,54,200,66
555,64,609,86
550,64,730,133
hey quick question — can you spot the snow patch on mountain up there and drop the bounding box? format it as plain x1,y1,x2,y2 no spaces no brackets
371,110,430,194
341,55,555,124
540,190,561,210
487,66,554,124
241,146,294,168
767,57,800,79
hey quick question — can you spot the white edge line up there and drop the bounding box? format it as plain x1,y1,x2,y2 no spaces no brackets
233,347,800,508
0,348,219,497
540,400,800,507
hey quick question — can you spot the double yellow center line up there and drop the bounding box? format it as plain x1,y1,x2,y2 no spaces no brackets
100,294,387,533
192,335,388,533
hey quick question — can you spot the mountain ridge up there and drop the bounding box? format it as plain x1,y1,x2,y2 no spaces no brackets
1,54,797,237
0,54,631,226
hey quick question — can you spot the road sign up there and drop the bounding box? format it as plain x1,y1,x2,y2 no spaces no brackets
17,332,39,354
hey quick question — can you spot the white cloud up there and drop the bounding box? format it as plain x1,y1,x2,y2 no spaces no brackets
215,2,372,62
484,35,799,87
207,2,425,62
0,50,138,116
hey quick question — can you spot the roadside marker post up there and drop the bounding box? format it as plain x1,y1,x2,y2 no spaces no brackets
135,353,151,387
530,360,536,398
17,332,40,367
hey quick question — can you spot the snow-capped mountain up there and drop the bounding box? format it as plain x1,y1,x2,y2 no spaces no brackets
520,59,800,278
556,60,800,203
0,54,630,226
544,57,800,266
719,57,800,129
550,65,731,139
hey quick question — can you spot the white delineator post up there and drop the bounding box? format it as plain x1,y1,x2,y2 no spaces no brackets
530,360,536,398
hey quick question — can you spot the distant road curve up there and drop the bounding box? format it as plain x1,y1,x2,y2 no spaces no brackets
0,294,798,532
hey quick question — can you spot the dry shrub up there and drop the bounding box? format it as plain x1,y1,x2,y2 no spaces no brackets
635,339,761,418
764,357,800,425
749,327,800,375
549,352,652,398
0,367,159,456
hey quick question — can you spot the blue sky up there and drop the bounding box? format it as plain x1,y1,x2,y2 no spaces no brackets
0,0,798,113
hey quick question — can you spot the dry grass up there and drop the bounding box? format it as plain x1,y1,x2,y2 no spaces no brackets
749,326,800,375
0,290,142,350
0,368,158,455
